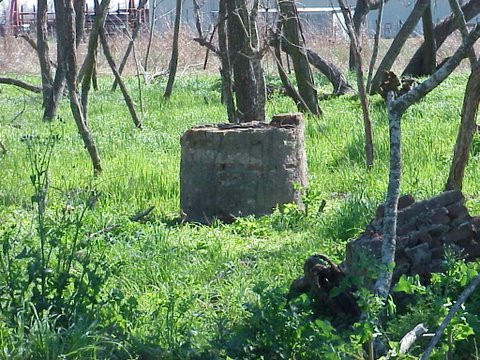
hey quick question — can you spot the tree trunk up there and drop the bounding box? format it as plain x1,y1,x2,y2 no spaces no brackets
370,0,430,95
163,0,181,99
55,0,102,174
81,0,111,118
36,0,53,107
403,0,480,77
421,2,436,75
278,0,320,115
349,0,369,71
144,0,156,72
445,64,480,191
111,0,147,92
226,0,265,122
43,0,85,121
366,0,384,93
100,30,142,129
218,0,236,123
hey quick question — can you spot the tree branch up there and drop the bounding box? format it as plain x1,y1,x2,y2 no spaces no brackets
0,77,42,93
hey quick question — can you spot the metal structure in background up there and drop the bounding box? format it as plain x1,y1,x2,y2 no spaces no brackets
0,0,149,36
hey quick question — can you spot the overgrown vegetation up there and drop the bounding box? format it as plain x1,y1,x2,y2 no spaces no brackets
1,74,480,358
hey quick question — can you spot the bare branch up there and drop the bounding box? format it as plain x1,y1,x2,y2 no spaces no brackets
400,323,428,354
448,0,477,68
421,272,480,360
0,77,42,93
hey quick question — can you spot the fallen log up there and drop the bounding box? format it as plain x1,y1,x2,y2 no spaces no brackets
290,190,480,320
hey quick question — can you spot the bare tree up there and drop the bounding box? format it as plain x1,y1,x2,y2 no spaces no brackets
278,0,320,114
370,0,430,94
81,0,111,119
163,0,182,99
338,0,374,168
403,0,480,77
226,0,266,122
374,24,480,299
445,64,480,191
54,0,102,174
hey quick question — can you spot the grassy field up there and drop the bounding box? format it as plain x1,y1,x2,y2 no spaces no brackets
1,73,480,359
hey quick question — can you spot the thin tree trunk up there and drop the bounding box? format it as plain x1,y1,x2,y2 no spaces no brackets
36,0,53,107
338,0,374,168
403,0,480,77
421,2,436,75
81,0,111,119
100,29,142,129
218,0,235,123
370,0,430,95
163,0,182,99
74,0,86,46
349,0,369,71
445,64,480,191
144,0,156,72
448,0,477,69
55,0,102,174
374,92,401,298
111,0,147,91
366,0,384,93
278,0,320,114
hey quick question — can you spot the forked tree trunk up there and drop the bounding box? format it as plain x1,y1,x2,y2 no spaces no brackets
36,0,53,108
226,0,265,122
278,0,320,115
44,0,85,121
55,0,102,174
217,0,236,123
81,0,111,118
163,0,181,99
445,64,480,191
421,2,436,75
370,0,430,94
403,0,480,77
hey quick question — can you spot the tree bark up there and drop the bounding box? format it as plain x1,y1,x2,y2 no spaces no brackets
349,0,368,71
55,0,102,174
338,0,374,168
81,0,111,119
0,77,42,93
226,0,265,122
36,0,53,107
163,0,181,99
218,0,236,123
111,0,147,92
374,92,401,299
278,0,320,115
403,0,480,77
421,2,436,75
370,0,430,95
144,0,156,72
448,0,477,69
445,64,480,191
366,0,384,93
100,29,142,129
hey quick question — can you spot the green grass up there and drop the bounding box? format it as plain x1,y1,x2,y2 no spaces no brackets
1,73,480,358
